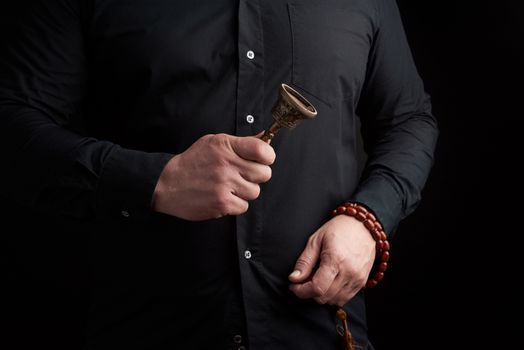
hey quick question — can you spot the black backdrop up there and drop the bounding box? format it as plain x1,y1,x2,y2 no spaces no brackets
0,1,520,349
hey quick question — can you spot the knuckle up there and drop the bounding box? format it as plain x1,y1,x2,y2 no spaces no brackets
320,250,334,265
345,264,360,278
199,134,214,143
323,265,338,279
307,234,317,246
211,167,226,183
331,249,347,264
213,190,230,212
213,133,229,144
312,283,326,297
344,270,366,290
214,168,234,187
295,255,313,269
356,275,367,288
323,251,346,270
210,133,231,149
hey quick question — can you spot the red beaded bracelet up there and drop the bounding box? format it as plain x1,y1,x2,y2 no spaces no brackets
331,202,391,350
331,202,390,288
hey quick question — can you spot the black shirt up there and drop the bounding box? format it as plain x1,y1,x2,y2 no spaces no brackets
0,0,438,349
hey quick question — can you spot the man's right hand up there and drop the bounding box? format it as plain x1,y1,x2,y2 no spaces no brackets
152,133,275,220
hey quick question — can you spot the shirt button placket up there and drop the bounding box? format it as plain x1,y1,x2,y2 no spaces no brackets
236,1,265,346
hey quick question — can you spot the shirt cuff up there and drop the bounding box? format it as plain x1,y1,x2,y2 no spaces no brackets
349,175,403,237
96,146,173,222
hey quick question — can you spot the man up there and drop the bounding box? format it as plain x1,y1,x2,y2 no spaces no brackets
0,0,438,349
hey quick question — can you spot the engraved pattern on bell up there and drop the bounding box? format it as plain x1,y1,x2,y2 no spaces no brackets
271,97,304,129
260,83,318,143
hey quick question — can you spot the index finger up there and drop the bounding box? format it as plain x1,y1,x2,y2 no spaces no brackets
290,259,339,299
229,136,276,165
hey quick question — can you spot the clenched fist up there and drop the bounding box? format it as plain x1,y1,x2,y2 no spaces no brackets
152,133,275,220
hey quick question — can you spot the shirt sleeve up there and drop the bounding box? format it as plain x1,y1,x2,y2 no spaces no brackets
0,0,172,222
350,0,439,236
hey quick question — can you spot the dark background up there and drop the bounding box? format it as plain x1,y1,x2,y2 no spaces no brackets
0,0,520,349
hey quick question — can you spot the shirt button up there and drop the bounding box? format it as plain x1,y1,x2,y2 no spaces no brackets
244,250,252,260
233,335,242,344
246,50,255,60
246,114,255,124
121,210,130,218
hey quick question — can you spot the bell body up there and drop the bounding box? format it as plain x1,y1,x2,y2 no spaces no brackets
261,84,317,142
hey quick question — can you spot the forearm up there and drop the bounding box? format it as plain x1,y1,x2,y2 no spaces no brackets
0,103,172,220
350,0,439,235
352,104,438,235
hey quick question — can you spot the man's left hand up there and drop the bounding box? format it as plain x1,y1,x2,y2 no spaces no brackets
289,215,376,306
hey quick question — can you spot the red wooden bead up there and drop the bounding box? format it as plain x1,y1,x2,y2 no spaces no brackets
366,213,376,221
376,241,384,251
374,272,385,282
375,222,383,231
379,231,387,241
343,202,352,207
364,219,375,231
357,206,368,215
382,240,391,251
346,207,357,216
366,279,378,288
337,206,346,214
381,251,390,262
372,229,382,240
356,212,367,222
378,262,388,272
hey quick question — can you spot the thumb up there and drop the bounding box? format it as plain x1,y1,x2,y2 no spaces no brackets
289,236,321,283
230,134,275,165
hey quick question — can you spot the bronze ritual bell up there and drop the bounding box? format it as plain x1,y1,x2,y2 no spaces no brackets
260,84,318,143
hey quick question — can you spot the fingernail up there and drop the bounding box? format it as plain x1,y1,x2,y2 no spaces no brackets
289,270,301,278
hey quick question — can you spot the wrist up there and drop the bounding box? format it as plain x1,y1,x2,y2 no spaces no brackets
330,214,376,253
331,202,390,288
152,154,180,213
